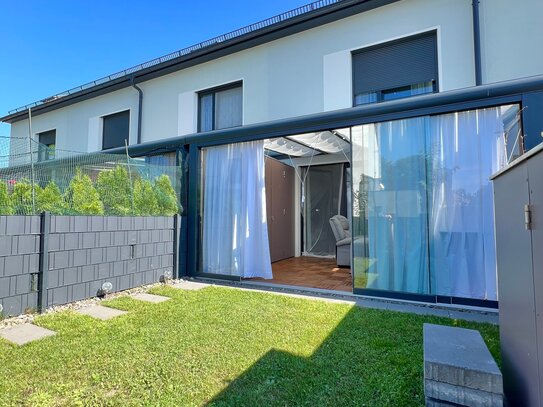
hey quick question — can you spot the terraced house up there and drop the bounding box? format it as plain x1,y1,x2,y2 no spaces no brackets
2,0,543,309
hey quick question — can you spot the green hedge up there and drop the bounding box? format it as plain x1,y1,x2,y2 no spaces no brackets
0,165,180,216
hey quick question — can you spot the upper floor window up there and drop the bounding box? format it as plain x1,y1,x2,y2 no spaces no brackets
198,82,242,132
102,110,130,150
38,129,56,161
352,31,438,106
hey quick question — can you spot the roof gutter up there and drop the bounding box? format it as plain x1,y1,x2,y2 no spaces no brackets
472,0,483,85
130,76,143,144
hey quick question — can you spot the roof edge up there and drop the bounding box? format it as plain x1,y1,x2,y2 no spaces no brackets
1,0,399,124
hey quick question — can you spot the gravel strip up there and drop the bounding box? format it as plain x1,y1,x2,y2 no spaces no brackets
0,280,183,329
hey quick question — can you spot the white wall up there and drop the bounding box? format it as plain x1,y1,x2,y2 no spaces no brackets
10,87,139,153
141,0,476,143
12,0,541,150
479,0,543,84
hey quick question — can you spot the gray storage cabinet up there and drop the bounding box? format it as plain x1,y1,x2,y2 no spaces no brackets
492,143,543,407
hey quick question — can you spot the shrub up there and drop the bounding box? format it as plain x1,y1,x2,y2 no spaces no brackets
154,175,179,216
11,180,38,215
36,181,66,214
0,182,14,215
96,165,133,215
134,179,159,215
65,169,104,215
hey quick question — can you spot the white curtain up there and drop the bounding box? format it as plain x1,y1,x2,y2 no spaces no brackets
215,87,243,129
428,108,507,300
202,140,273,279
357,106,512,300
366,117,430,294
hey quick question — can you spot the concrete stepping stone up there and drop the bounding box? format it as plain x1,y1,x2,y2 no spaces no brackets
0,323,56,346
132,293,170,303
172,280,209,291
76,305,127,320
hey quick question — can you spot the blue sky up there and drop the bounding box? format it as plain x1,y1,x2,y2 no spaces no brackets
0,0,312,137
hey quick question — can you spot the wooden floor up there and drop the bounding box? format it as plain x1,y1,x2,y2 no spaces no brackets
245,256,352,293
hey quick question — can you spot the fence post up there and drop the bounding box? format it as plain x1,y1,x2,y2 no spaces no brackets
38,211,50,313
173,214,181,279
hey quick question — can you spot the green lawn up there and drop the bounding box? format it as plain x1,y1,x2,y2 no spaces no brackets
0,286,500,406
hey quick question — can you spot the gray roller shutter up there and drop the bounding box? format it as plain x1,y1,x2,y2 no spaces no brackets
353,31,438,95
102,110,130,150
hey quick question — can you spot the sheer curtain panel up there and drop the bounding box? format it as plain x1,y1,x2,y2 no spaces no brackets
202,140,273,279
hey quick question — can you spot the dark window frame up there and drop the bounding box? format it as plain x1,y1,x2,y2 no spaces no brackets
37,129,56,161
102,109,130,150
197,81,243,132
351,30,439,107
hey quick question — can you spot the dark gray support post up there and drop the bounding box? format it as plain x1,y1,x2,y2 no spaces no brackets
173,214,181,279
472,0,482,86
38,212,50,313
186,143,199,277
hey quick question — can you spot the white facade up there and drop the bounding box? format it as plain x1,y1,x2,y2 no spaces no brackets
8,0,543,151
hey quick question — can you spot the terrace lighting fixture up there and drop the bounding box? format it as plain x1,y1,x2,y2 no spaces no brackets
161,269,173,283
99,281,113,297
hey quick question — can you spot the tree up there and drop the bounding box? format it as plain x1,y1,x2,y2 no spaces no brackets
11,179,38,215
65,169,104,215
96,165,132,215
134,179,159,215
153,175,179,216
0,182,14,215
36,181,66,214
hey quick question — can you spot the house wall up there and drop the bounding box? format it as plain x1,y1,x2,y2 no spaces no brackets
9,0,474,151
10,87,139,154
479,0,543,85
8,0,543,152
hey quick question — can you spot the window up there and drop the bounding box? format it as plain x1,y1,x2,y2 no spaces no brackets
198,82,242,132
352,32,438,106
38,129,56,161
102,110,130,150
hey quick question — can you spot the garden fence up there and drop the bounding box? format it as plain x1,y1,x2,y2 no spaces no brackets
0,135,182,216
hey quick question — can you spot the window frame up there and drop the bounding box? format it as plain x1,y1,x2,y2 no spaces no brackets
101,109,130,151
197,81,243,132
37,129,56,161
351,30,439,107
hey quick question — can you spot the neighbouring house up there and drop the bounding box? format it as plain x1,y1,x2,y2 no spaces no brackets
2,0,543,309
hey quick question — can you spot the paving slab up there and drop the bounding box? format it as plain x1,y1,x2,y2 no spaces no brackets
132,293,170,303
76,305,127,320
172,280,210,291
0,323,56,345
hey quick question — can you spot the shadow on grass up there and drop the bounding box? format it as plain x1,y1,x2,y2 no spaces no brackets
207,308,417,406
207,304,500,407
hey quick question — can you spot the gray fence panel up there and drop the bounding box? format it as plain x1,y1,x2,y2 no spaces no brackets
0,215,178,317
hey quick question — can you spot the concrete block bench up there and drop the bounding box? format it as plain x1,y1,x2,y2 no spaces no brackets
423,324,503,407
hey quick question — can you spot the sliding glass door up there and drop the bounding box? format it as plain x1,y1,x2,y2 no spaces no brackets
352,105,520,302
